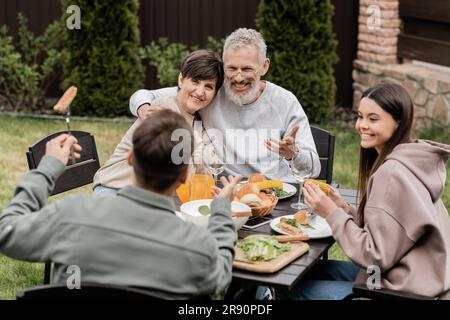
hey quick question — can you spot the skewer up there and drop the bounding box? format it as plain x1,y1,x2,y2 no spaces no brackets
65,106,72,135
53,86,77,164
65,106,75,165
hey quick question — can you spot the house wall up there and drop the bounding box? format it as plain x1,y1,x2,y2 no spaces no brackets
353,0,450,129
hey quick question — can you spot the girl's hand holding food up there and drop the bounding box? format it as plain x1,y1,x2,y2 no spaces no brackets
303,182,337,218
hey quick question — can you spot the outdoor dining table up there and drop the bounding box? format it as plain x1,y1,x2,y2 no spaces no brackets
174,184,358,300
225,186,358,300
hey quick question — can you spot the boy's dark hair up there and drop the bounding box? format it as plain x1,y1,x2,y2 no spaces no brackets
132,109,194,190
180,50,224,93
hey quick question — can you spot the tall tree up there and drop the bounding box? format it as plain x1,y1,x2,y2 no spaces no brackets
62,0,144,117
257,0,338,123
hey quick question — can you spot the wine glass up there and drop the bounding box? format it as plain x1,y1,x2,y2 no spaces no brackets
290,152,314,210
202,141,225,185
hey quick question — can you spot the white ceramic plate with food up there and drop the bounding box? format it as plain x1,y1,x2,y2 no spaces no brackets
180,199,250,230
270,214,332,239
275,183,297,199
238,181,297,200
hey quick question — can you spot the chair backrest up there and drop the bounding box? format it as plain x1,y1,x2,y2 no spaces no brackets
16,283,162,300
26,131,100,195
310,126,335,184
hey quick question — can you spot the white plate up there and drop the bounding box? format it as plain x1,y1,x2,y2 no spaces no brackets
277,183,297,199
270,214,332,239
238,181,297,199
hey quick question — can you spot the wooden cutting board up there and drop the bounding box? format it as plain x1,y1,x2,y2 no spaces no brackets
233,240,309,273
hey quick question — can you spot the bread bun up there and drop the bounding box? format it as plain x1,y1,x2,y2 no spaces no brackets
258,192,273,206
236,183,260,199
294,210,309,225
248,173,266,183
239,194,263,207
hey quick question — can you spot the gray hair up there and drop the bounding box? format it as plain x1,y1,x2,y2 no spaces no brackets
223,28,267,65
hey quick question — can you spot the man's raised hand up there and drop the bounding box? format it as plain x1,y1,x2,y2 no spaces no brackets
45,134,82,165
264,125,299,160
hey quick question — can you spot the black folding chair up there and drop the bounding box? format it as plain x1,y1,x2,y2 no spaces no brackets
26,130,100,283
310,126,336,184
16,283,162,300
309,126,336,260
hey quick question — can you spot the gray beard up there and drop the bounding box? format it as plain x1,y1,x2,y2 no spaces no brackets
224,79,261,106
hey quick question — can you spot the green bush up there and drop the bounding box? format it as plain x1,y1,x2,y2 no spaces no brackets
140,38,190,87
0,14,63,112
205,36,225,59
62,0,144,117
256,0,338,123
0,25,38,111
140,36,225,87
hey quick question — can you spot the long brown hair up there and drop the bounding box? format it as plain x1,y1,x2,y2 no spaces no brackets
357,82,414,225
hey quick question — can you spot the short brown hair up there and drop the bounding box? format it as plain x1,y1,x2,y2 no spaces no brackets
180,50,224,93
132,109,194,190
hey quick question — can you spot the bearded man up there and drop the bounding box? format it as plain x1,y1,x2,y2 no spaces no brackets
129,28,320,182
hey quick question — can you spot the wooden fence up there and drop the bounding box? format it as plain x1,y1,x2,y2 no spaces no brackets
0,0,358,108
399,0,450,67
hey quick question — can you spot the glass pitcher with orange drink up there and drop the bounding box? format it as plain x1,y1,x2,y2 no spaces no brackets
176,164,215,202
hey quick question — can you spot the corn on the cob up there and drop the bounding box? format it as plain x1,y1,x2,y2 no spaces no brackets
255,180,283,190
305,179,330,194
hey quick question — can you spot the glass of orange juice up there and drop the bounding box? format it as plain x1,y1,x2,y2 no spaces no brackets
176,165,215,203
188,164,215,201
189,174,210,200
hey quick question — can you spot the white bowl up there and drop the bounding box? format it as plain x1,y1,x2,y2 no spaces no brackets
180,199,250,230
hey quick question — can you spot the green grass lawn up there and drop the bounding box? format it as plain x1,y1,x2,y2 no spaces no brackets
0,114,448,299
0,114,132,299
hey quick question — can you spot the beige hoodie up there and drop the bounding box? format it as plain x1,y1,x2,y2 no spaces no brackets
326,140,450,299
